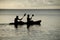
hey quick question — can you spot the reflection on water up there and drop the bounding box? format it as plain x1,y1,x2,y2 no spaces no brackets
0,15,60,40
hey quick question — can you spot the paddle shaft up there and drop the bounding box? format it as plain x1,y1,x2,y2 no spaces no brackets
31,15,34,19
21,13,26,20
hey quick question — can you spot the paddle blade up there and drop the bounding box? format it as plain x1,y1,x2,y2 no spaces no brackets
32,14,34,17
24,13,26,16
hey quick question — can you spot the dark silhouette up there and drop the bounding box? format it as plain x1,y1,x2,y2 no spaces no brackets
9,13,41,30
14,16,22,29
27,14,41,30
27,14,34,30
14,13,26,29
27,14,34,23
27,14,31,22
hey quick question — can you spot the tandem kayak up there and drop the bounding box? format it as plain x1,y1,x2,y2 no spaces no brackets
9,20,41,25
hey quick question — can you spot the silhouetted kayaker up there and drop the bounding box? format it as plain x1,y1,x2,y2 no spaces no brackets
14,13,26,29
14,16,22,29
27,14,34,30
27,14,31,22
27,14,34,22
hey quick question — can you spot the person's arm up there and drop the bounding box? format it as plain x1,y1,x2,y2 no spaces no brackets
18,18,23,20
19,13,26,20
30,17,32,19
31,14,34,19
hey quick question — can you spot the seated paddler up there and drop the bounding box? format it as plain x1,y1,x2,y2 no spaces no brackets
14,13,26,29
27,14,34,23
14,13,26,24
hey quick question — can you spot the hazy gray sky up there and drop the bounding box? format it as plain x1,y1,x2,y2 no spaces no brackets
0,0,60,9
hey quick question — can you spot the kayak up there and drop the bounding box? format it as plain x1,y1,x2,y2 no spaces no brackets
9,20,41,25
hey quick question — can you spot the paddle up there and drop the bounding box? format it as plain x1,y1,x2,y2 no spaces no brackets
31,14,34,19
32,14,34,17
24,13,26,16
21,13,26,20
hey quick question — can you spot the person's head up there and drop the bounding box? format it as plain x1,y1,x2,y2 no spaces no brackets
27,14,30,17
16,16,18,18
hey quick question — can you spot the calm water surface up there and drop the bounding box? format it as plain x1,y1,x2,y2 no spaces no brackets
0,15,60,40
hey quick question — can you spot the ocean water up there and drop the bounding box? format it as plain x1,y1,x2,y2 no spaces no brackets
0,14,60,40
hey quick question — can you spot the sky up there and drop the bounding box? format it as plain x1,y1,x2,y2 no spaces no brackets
0,0,60,9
